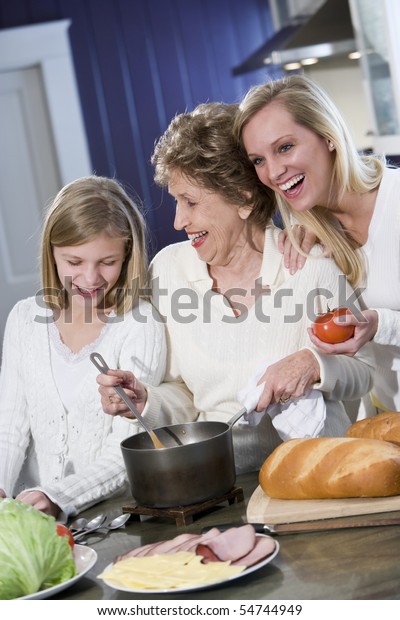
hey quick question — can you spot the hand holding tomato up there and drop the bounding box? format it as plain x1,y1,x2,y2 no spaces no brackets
308,308,379,356
312,308,355,344
56,523,75,549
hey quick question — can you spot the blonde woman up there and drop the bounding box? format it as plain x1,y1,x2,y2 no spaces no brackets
0,176,166,517
235,74,399,415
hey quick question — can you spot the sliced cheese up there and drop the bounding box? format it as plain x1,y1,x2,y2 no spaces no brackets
98,551,245,590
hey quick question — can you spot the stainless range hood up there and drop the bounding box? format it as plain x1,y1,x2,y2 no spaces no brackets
233,0,356,75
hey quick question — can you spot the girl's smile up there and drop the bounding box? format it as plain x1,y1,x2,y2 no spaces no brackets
52,233,126,309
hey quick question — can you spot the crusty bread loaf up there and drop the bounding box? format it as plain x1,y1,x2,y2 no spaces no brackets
346,412,400,446
259,437,400,499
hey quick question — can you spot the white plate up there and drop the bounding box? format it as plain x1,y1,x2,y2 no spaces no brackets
100,534,279,594
17,544,98,600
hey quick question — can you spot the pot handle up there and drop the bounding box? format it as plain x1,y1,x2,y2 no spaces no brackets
228,407,247,429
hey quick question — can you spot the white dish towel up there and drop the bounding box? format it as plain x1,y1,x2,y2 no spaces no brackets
237,361,326,441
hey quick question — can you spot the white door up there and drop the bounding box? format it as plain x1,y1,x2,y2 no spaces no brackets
0,67,61,342
0,20,92,354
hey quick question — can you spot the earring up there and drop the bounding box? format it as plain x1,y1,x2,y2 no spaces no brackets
328,140,335,151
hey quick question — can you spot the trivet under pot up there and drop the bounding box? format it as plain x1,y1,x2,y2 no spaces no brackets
122,486,244,527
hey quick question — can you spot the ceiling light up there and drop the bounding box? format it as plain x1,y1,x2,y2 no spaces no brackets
283,62,302,71
301,57,319,66
348,51,361,59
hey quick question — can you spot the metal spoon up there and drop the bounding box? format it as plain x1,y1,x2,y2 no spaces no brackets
90,352,166,449
72,513,107,540
72,514,131,544
68,517,87,533
97,513,131,533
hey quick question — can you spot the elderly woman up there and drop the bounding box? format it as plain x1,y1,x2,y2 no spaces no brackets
97,102,374,473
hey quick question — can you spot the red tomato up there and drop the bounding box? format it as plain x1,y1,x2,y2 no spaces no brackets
56,523,75,549
312,307,355,344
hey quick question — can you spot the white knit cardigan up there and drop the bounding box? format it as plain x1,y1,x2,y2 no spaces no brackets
144,226,376,473
0,297,166,516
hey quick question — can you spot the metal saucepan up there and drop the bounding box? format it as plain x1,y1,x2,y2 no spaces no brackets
120,408,247,508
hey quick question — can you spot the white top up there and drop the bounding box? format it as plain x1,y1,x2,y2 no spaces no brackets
0,297,166,516
144,225,375,473
49,319,113,410
360,166,400,410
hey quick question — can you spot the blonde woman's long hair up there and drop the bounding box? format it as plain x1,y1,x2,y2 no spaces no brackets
234,75,385,287
41,175,148,315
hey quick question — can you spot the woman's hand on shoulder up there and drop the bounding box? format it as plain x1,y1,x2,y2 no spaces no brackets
278,225,319,274
307,309,379,356
256,349,321,411
97,368,148,417
15,490,60,517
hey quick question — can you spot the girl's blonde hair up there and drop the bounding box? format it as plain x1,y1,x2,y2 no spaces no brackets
234,75,386,287
41,175,148,315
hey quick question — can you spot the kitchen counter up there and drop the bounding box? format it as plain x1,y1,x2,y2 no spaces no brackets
55,471,400,600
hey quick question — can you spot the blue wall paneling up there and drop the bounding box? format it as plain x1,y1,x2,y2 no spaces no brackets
0,0,276,254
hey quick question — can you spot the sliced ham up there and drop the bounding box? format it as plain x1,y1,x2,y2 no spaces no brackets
181,528,222,552
141,533,199,556
115,528,222,562
232,536,276,567
113,524,277,569
196,543,220,563
115,542,156,561
195,524,256,563
141,527,223,556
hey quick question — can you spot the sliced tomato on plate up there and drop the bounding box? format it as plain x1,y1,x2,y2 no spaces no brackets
56,523,75,549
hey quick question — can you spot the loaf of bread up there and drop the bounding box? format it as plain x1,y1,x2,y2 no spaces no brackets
346,412,400,446
259,437,400,499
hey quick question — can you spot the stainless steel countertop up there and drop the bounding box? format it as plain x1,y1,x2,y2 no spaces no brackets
54,471,400,600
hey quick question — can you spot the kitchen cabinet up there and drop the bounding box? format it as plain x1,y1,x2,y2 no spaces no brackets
349,0,400,156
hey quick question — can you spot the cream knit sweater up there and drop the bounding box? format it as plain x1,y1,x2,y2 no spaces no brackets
146,226,375,473
0,298,166,516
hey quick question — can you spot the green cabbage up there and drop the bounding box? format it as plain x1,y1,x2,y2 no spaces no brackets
0,498,77,599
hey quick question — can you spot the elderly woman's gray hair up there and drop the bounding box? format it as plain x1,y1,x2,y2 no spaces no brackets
151,102,276,230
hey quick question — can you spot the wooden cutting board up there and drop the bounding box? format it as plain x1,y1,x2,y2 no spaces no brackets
247,485,400,524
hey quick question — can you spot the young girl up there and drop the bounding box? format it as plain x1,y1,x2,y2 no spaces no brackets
0,176,166,518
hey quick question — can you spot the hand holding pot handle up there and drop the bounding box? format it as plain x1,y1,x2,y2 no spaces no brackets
228,407,248,428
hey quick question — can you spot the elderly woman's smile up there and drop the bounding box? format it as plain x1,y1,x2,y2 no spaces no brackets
187,230,207,248
169,170,251,267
